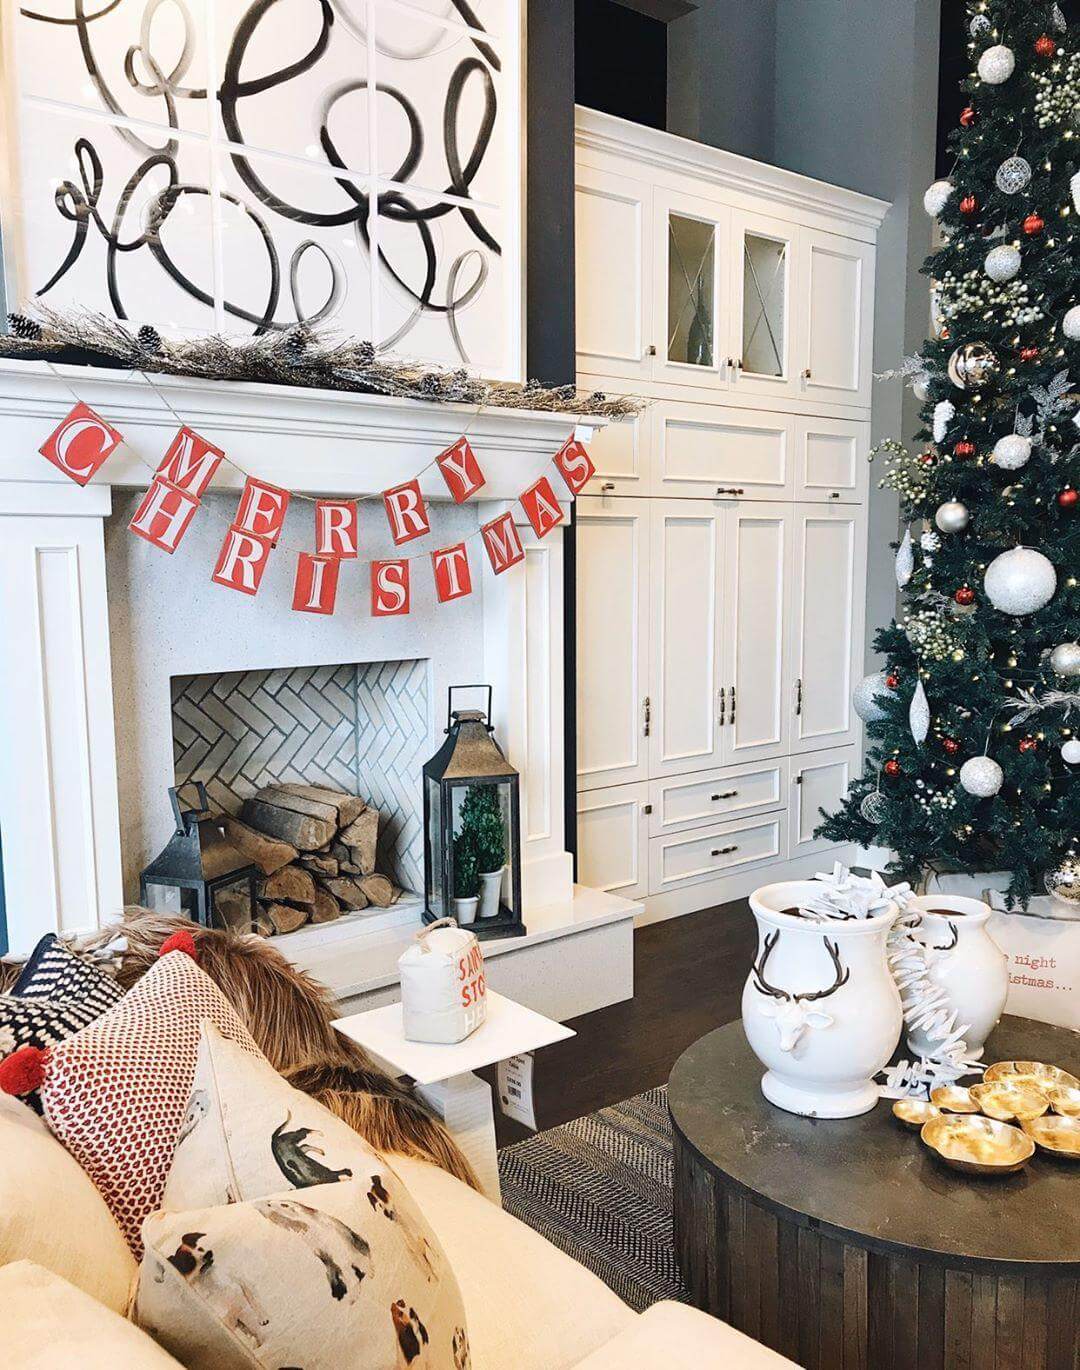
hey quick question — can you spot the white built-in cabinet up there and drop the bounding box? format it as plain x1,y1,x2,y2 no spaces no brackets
573,110,887,919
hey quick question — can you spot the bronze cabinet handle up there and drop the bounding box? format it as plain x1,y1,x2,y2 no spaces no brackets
711,790,738,800
711,845,739,856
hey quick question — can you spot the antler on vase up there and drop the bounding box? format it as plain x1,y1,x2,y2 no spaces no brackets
750,931,850,1003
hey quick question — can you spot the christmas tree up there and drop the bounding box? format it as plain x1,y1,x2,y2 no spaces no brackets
818,1,1080,907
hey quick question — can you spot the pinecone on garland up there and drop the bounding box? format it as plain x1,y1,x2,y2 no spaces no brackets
282,325,311,365
418,372,444,397
7,312,41,340
136,324,162,354
355,339,376,366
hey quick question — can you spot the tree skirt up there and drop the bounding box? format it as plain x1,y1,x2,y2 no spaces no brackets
497,1086,690,1313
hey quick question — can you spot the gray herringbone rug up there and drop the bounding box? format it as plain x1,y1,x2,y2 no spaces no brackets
497,1086,690,1313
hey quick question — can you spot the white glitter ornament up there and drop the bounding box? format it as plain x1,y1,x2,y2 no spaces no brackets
1063,305,1080,341
935,500,969,533
1072,171,1080,214
983,547,1057,616
969,14,991,37
909,678,930,747
923,180,954,217
978,45,1015,84
990,434,1033,470
984,244,1021,283
853,670,891,724
959,755,1004,797
1061,739,1080,765
995,156,1032,195
1052,4,1067,32
933,400,955,444
920,529,940,556
1044,856,1080,906
1050,641,1080,677
895,529,914,588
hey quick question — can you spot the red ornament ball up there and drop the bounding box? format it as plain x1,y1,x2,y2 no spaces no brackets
1035,34,1056,57
1019,345,1040,362
942,737,961,756
1058,487,1078,509
1018,736,1038,753
885,673,900,689
0,1046,48,1097
959,106,976,128
1023,213,1045,236
884,759,902,778
953,440,976,459
959,194,978,217
954,586,976,606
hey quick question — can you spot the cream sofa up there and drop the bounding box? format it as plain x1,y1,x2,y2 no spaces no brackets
1,1092,794,1367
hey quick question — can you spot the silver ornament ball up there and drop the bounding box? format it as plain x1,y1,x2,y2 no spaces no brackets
935,500,970,534
860,790,889,824
947,342,997,388
959,755,1004,798
1063,305,1080,341
991,434,1032,470
853,670,891,724
985,244,1021,283
995,156,1032,195
923,180,954,217
1044,857,1080,907
1061,739,1080,765
1049,641,1080,677
984,547,1057,616
969,14,991,37
978,44,1015,84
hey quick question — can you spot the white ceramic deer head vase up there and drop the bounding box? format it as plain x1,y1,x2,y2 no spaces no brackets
750,930,849,1052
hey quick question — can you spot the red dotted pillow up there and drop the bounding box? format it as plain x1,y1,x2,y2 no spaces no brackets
0,942,261,1257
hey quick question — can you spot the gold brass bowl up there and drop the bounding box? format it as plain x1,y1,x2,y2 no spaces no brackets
930,1084,980,1113
921,1114,1034,1175
984,1060,1080,1092
892,1098,941,1130
970,1080,1050,1123
1022,1115,1080,1159
1048,1085,1080,1118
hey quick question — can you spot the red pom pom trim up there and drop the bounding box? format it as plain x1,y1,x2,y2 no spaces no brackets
0,1045,49,1096
159,929,198,961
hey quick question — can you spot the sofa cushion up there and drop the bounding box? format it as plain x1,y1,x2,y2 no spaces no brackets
138,1179,470,1370
392,1154,635,1370
13,933,124,1007
0,1261,181,1369
32,950,262,1256
569,1299,801,1368
0,1094,136,1314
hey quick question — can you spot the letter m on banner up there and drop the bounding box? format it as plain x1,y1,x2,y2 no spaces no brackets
480,511,525,575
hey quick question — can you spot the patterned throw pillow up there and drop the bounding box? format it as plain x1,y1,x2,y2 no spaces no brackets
139,1180,471,1370
6,949,263,1257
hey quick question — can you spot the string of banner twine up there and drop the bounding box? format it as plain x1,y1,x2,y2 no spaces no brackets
44,359,585,563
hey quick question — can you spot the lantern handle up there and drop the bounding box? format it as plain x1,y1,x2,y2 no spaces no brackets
169,780,211,831
446,684,494,733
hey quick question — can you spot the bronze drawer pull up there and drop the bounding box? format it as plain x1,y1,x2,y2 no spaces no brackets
712,790,738,800
711,845,739,856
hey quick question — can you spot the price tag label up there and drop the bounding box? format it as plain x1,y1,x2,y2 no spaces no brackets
497,1052,536,1130
573,423,595,444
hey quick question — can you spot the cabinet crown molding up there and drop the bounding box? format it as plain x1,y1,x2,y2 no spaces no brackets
575,107,891,237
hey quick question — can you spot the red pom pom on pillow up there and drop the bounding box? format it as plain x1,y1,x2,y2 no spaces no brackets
0,1045,48,1096
158,929,197,961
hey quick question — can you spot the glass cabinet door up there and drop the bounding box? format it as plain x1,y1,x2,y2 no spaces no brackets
652,192,729,389
730,211,797,398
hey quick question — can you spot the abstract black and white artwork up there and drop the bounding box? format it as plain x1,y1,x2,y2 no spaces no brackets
2,0,521,376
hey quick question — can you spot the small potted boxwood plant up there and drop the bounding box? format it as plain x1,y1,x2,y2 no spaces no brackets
451,831,480,925
460,784,506,919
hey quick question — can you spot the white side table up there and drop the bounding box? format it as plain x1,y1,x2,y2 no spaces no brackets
333,990,575,1203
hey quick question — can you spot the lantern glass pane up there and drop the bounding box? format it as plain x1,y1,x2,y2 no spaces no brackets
426,774,444,913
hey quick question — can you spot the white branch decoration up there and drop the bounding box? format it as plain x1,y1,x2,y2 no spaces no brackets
1006,687,1080,727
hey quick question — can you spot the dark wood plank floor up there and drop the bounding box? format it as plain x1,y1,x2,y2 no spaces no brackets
482,896,756,1148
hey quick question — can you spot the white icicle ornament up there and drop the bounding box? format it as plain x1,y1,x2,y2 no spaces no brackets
909,678,930,747
895,529,914,588
932,400,955,444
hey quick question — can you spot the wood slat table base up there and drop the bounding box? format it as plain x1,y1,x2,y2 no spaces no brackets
673,1134,1080,1370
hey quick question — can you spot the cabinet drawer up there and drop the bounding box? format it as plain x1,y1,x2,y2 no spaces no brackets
652,401,794,500
649,759,786,836
649,812,785,894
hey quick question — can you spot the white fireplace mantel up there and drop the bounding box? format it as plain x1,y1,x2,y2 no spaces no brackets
0,361,637,1008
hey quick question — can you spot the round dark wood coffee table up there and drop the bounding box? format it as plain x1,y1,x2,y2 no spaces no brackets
669,1016,1079,1370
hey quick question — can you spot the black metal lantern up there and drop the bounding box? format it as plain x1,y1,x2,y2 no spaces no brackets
139,782,260,929
423,685,524,941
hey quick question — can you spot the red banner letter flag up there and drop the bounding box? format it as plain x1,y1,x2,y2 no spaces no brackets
436,437,486,503
212,526,273,596
39,402,123,486
292,552,340,615
128,478,200,553
383,479,431,545
520,475,565,539
315,500,358,558
236,476,290,542
552,436,595,495
431,542,473,603
480,511,525,575
371,559,411,616
156,426,224,498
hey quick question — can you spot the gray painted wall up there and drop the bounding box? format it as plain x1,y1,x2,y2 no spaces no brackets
668,0,941,668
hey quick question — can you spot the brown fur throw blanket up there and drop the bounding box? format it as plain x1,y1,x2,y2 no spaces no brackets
22,909,478,1189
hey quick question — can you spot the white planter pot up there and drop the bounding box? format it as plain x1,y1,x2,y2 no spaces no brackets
478,867,504,919
452,895,480,926
904,894,1008,1059
743,880,903,1119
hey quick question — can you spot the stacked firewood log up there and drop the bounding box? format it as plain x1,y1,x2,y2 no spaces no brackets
215,784,400,936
